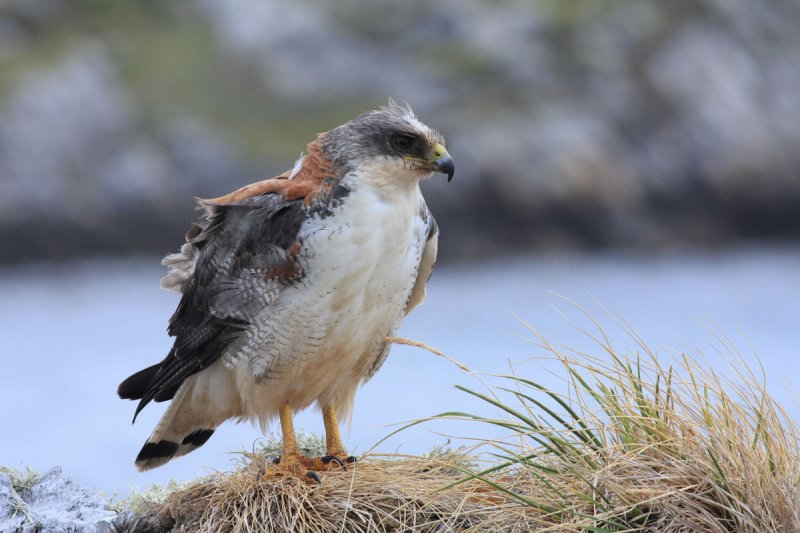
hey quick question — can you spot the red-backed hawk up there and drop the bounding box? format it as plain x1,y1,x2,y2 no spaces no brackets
118,102,453,482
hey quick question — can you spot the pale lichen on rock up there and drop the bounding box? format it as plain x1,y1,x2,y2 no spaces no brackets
0,466,117,532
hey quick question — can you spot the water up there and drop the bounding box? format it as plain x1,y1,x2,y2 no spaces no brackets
1,247,798,498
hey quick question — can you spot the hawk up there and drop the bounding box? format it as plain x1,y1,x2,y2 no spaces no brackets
118,102,453,482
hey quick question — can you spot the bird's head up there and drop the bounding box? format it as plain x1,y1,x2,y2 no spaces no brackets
320,101,454,189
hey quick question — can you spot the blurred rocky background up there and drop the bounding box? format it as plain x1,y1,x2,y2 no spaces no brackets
1,0,798,263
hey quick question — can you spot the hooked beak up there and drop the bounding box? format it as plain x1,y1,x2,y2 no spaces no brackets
431,143,454,182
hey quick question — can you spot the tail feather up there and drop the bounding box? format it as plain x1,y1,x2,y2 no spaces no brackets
136,429,216,470
134,364,240,471
118,363,161,400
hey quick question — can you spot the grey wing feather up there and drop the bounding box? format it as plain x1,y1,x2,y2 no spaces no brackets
405,209,439,315
132,194,307,420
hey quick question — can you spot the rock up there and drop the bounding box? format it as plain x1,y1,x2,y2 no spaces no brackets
0,467,117,532
0,472,27,532
0,38,241,261
0,40,138,221
1,0,800,262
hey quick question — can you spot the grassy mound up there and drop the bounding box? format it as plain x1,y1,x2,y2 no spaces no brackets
122,454,530,532
120,326,800,532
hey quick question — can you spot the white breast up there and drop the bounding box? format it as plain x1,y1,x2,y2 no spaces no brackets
232,178,429,426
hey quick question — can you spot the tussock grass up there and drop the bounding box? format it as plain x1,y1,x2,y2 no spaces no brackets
125,452,531,532
127,319,800,532
406,319,800,532
254,431,327,461
0,466,42,492
110,479,191,515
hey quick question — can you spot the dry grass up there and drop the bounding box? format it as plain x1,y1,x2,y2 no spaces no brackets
125,453,537,532
123,320,800,532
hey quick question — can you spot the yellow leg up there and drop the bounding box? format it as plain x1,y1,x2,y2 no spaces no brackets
322,405,346,456
265,403,354,483
320,405,356,467
267,403,321,484
280,403,300,456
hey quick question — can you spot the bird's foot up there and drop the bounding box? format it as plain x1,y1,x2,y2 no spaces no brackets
266,452,323,485
307,451,358,471
269,450,357,479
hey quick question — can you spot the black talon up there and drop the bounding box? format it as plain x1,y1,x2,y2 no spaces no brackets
307,471,322,484
345,456,357,464
321,455,343,466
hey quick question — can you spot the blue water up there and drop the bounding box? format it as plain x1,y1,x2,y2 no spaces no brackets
1,247,798,497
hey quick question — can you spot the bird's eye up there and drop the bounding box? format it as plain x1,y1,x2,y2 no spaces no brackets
391,133,416,152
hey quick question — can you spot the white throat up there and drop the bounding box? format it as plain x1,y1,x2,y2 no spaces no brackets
342,158,430,197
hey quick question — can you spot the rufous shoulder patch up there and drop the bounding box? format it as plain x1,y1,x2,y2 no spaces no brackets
205,136,338,205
